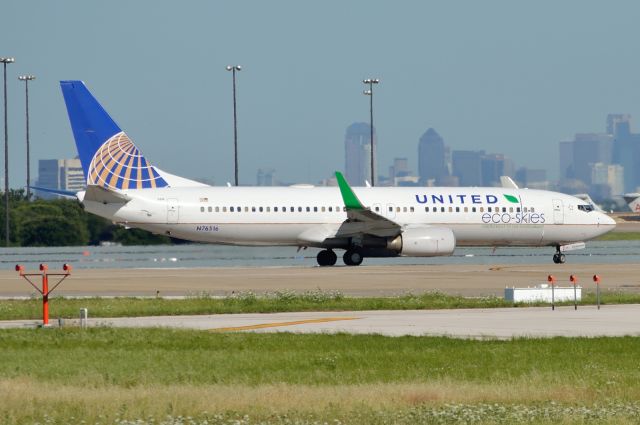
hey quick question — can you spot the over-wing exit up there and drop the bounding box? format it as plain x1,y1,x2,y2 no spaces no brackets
57,81,616,266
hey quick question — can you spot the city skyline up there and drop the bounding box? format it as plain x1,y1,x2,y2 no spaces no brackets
4,1,640,189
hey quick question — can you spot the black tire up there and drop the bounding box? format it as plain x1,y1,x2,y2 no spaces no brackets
317,250,330,266
343,249,363,266
558,253,566,264
552,253,560,264
326,250,337,266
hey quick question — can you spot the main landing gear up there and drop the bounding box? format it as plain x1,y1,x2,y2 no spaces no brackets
343,249,363,266
316,249,364,266
552,246,566,264
316,249,337,266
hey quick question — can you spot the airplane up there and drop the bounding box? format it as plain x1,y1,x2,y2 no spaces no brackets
55,81,616,266
623,193,640,213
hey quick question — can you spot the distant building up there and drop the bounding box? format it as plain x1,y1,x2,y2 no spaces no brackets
590,163,624,198
558,140,574,179
452,150,484,186
35,158,85,199
256,168,276,186
570,133,613,185
345,122,375,186
418,128,448,184
515,167,548,189
608,114,640,192
480,153,515,187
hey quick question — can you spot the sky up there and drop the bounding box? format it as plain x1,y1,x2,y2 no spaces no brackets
3,0,640,187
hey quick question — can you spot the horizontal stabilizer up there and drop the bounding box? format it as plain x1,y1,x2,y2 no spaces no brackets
84,185,131,204
30,186,78,198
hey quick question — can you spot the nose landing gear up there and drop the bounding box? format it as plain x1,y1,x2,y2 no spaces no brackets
552,246,566,264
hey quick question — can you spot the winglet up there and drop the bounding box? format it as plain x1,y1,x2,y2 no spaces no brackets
335,171,364,210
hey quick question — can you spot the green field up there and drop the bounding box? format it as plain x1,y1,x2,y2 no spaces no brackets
0,328,639,424
596,231,640,241
1,290,639,320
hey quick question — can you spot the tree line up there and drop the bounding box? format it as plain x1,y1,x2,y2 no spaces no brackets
0,190,173,247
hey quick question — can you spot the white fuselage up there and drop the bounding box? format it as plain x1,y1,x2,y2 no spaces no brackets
82,185,616,250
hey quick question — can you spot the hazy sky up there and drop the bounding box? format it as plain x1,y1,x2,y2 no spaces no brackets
3,1,640,187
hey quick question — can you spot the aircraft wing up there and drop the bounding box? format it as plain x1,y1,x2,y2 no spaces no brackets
334,172,401,238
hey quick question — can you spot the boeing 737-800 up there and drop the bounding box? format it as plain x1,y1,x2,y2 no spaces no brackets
54,81,616,266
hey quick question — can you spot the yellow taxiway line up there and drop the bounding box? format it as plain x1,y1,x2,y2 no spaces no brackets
210,316,360,332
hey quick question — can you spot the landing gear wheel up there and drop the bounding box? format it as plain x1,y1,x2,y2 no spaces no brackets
552,252,566,264
343,249,363,266
316,249,337,267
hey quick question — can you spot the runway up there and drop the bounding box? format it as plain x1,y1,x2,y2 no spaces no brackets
2,305,640,338
1,262,639,297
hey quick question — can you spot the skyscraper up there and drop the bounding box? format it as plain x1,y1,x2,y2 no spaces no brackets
452,150,484,186
36,158,85,199
481,153,515,187
418,128,448,184
572,133,613,186
345,122,375,186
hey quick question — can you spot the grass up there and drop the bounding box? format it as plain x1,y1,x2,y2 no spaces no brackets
596,231,640,241
0,328,640,424
1,290,639,320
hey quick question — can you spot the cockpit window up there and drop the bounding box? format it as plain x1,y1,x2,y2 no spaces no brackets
578,204,594,212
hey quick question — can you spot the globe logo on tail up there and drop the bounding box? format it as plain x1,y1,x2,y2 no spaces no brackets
87,132,168,190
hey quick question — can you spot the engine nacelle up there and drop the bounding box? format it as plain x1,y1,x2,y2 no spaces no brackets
387,226,456,257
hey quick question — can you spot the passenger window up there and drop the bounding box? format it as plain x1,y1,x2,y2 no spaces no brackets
455,207,460,213
502,207,507,213
448,207,453,212
266,207,271,212
245,207,249,212
471,207,476,213
374,206,379,212
314,206,318,212
274,207,278,212
410,206,414,212
252,206,256,212
230,206,235,212
480,207,484,212
290,207,294,212
403,207,407,212
215,207,220,212
509,207,514,213
306,207,310,212
207,206,212,212
389,206,393,212
441,207,445,212
523,207,528,212
516,207,520,212
200,207,205,212
531,207,535,212
425,207,429,212
298,207,303,212
488,207,492,213
396,207,401,212
328,206,333,212
223,207,227,212
237,206,241,212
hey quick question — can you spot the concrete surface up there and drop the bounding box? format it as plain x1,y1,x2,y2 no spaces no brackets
2,305,640,339
1,263,639,297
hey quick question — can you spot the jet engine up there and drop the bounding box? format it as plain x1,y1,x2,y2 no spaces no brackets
386,226,456,257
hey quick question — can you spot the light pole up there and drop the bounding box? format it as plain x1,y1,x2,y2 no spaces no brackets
1,57,15,247
18,75,35,201
226,65,241,186
363,78,379,186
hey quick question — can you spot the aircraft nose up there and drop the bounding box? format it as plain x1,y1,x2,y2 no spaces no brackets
598,213,616,228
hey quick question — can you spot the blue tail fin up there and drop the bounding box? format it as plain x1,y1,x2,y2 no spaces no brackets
60,81,168,190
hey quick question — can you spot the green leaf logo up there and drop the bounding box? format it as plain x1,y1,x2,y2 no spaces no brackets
504,194,519,204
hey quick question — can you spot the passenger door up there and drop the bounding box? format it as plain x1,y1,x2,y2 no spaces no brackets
553,199,563,224
167,198,179,224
